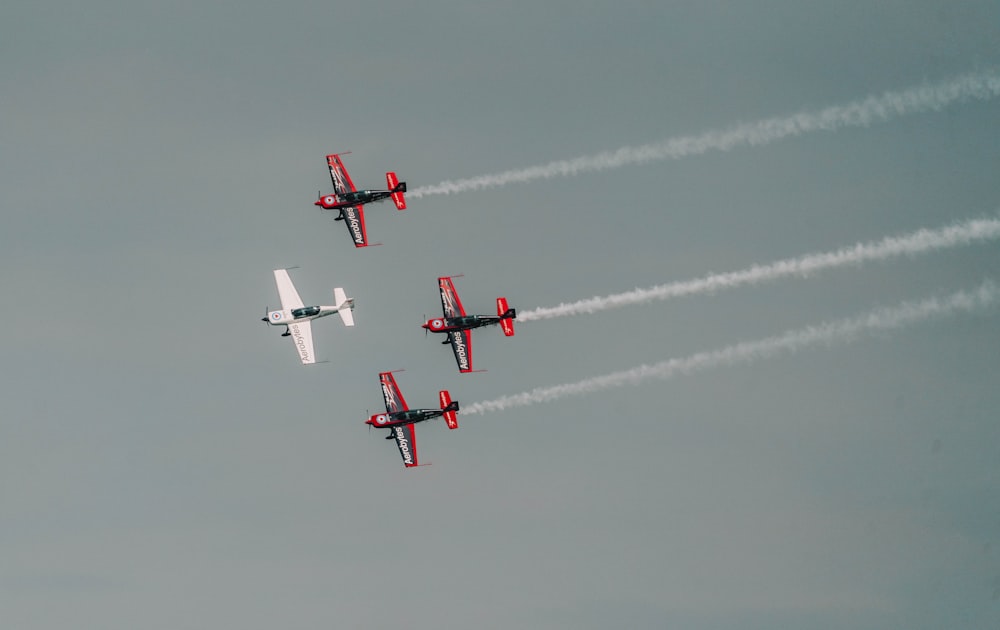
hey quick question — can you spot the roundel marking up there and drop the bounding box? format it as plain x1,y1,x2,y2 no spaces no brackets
431,319,444,329
324,195,336,205
271,312,282,321
375,414,388,425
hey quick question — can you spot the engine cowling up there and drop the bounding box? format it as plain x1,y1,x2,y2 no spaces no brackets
368,413,390,427
315,194,339,208
424,318,447,331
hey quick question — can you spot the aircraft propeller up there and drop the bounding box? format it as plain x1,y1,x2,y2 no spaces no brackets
261,306,270,323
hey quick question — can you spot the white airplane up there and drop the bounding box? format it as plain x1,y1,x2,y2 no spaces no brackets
262,269,355,364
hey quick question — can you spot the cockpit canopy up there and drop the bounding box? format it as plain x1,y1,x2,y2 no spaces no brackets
395,410,426,422
340,191,369,203
291,306,321,319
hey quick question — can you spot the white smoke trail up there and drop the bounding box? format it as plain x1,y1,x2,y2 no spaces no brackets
519,216,1000,321
464,280,999,415
410,71,1000,198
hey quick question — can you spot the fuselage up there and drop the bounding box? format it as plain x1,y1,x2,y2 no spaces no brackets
315,189,393,210
366,408,444,429
265,304,340,327
422,315,500,334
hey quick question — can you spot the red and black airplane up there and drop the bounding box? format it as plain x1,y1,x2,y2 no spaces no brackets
314,152,406,247
422,276,516,373
366,371,459,468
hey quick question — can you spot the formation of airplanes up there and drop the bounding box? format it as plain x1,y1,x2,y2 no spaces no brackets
262,153,515,467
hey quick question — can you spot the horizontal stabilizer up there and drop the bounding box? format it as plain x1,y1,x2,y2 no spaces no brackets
497,297,515,336
335,288,355,326
387,172,406,210
439,390,459,429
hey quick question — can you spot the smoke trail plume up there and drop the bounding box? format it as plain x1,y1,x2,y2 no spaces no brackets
520,216,1000,321
410,71,1000,198
464,280,999,415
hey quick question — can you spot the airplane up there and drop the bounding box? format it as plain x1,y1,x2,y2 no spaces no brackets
261,268,355,365
365,371,459,468
421,275,516,373
314,152,406,247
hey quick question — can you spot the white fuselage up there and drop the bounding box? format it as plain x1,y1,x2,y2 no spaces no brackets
265,305,340,327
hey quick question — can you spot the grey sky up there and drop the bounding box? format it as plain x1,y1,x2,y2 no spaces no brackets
3,1,1000,628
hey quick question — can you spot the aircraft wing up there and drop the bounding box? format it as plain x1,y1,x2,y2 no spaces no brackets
438,276,467,318
288,321,316,365
327,153,357,195
273,269,305,310
341,204,369,247
449,329,474,373
391,424,419,468
379,371,409,413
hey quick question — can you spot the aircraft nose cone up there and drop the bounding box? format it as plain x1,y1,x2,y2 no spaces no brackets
314,199,322,207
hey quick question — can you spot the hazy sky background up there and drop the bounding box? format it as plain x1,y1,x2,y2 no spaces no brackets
3,2,1000,628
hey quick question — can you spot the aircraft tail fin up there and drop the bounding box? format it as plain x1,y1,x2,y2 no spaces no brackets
439,390,459,429
334,288,355,327
497,297,516,336
387,172,406,210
